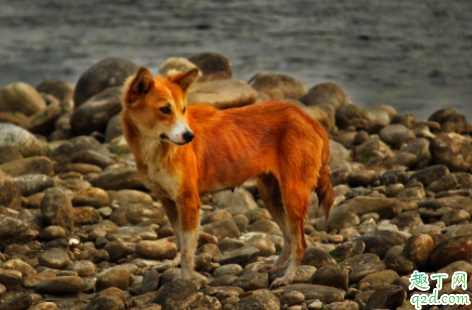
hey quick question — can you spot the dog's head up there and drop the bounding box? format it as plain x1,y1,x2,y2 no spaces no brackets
122,67,199,145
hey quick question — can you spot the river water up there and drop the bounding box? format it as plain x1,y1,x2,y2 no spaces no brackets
1,0,471,120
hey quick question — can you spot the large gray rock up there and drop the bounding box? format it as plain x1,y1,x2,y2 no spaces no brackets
379,124,415,147
51,136,111,164
430,132,472,171
0,123,42,156
299,82,351,110
0,156,53,177
36,78,74,106
70,86,122,135
187,79,258,109
188,52,232,81
158,57,201,78
0,82,46,116
74,57,139,107
14,174,55,196
249,72,307,100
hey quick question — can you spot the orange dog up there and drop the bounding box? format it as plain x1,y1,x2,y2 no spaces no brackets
121,67,334,287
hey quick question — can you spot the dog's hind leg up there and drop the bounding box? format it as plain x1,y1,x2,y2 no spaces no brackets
270,181,310,288
257,174,292,275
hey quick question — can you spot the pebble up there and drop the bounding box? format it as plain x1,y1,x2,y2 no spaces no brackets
40,187,74,235
202,218,240,241
300,247,337,268
152,278,198,310
310,264,349,290
135,239,177,260
231,272,269,291
220,246,260,267
280,290,305,306
429,235,472,269
0,292,33,310
35,276,84,295
38,248,71,269
0,216,36,248
235,291,280,310
96,268,130,291
283,284,345,304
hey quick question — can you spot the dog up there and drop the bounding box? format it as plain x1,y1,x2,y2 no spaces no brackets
121,67,334,287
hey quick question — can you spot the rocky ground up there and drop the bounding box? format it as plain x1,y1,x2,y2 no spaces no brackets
0,54,472,310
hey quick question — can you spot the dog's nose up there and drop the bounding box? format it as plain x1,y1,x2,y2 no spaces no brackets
183,131,194,143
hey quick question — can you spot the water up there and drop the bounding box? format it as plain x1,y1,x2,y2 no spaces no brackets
1,0,471,120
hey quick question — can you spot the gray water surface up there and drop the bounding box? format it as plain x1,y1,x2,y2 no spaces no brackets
1,0,471,120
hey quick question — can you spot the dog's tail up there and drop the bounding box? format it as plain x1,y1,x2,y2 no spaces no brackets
315,139,335,223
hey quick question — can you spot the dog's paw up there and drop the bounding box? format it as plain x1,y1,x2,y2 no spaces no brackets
269,277,291,289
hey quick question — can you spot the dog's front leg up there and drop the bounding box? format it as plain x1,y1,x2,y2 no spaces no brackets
177,192,200,281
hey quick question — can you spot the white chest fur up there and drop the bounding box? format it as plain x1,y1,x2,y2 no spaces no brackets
140,137,180,200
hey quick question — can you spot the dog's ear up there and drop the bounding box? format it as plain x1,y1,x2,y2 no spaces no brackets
169,68,199,93
132,67,154,96
123,67,154,106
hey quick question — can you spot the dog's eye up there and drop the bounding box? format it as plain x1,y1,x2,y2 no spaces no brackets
159,107,171,114
183,107,186,114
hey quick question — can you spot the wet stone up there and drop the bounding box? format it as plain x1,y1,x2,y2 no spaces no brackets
72,187,110,208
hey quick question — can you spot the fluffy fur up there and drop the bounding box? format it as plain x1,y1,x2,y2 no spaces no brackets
121,67,334,287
